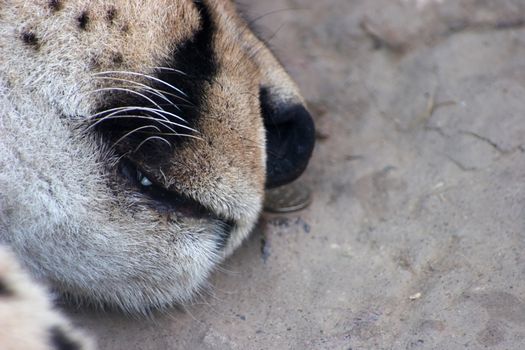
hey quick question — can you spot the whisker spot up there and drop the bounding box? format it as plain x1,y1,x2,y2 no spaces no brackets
21,31,40,50
77,11,90,30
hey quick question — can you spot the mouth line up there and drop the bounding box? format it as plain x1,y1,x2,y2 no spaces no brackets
118,158,231,225
119,157,236,250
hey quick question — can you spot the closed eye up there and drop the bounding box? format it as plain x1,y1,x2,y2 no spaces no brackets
118,158,212,219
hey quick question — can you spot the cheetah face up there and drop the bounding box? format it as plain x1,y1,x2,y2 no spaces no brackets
0,0,314,312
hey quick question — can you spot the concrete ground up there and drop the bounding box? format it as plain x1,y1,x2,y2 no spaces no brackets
68,0,525,349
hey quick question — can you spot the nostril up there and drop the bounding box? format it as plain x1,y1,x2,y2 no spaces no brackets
261,88,315,189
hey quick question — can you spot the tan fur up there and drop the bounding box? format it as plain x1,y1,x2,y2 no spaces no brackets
0,0,307,321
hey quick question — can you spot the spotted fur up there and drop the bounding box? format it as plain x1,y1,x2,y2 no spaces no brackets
0,0,314,346
0,247,94,350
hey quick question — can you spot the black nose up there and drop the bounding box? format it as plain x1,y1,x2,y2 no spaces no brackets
260,88,316,189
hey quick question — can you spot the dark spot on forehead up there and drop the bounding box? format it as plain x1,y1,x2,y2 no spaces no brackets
111,52,123,65
21,31,40,50
176,1,218,81
157,0,218,105
77,11,90,30
106,7,117,24
121,23,130,34
48,0,63,12
0,278,13,297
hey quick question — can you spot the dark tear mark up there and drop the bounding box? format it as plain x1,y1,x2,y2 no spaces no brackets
49,0,63,12
49,326,81,350
77,11,89,30
92,1,219,164
21,31,40,49
171,1,219,82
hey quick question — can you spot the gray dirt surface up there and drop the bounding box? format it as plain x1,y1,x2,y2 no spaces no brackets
68,0,525,349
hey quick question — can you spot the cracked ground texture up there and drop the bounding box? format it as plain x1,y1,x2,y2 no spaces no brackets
67,0,525,349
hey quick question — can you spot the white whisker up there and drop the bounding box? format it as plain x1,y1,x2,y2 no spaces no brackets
88,114,182,134
138,131,203,141
89,87,165,111
85,106,198,134
134,136,172,153
94,70,190,100
141,107,194,129
152,66,189,76
112,125,161,148
86,107,172,130
87,106,175,123
113,106,198,134
93,76,190,110
93,76,180,110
